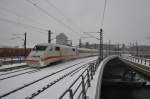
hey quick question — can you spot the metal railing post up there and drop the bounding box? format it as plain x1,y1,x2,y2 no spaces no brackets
141,59,142,64
135,58,137,62
87,69,91,87
145,59,146,65
19,57,21,63
11,57,13,64
81,75,87,99
92,63,95,75
93,63,96,72
69,89,73,99
90,65,93,80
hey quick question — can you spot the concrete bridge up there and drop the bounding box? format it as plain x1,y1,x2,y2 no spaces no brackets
87,55,150,99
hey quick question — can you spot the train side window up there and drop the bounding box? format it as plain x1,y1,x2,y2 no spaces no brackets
72,48,75,51
55,47,60,51
49,47,53,51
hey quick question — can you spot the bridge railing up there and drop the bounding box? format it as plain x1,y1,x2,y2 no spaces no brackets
59,60,99,99
121,55,150,66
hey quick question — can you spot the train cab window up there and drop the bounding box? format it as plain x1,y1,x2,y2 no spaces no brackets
72,48,75,51
55,47,60,51
49,46,53,51
33,45,47,51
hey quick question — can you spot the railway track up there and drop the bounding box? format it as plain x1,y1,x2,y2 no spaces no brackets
0,67,31,76
26,61,91,99
0,59,92,81
0,58,96,98
0,64,29,72
0,69,39,80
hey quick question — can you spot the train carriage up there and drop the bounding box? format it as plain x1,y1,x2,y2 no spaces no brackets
26,43,98,67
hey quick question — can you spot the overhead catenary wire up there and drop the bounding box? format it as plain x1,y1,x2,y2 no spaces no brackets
26,0,100,41
0,17,48,32
45,0,83,33
83,0,108,41
100,0,107,28
0,6,50,29
83,32,99,40
25,0,81,35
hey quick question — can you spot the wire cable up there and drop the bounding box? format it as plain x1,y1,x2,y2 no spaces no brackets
101,0,107,27
0,17,48,32
45,0,83,33
83,32,99,40
25,0,81,35
0,6,50,29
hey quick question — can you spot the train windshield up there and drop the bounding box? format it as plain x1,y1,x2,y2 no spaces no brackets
33,45,47,51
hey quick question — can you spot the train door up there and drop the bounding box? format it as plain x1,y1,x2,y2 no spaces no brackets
53,46,63,61
42,45,53,65
54,46,61,56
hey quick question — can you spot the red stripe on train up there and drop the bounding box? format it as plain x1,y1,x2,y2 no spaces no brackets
26,55,75,62
42,56,64,61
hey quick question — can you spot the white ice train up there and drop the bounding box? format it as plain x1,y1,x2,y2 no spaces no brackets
26,43,98,67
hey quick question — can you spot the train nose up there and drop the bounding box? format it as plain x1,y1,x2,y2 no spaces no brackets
39,60,45,66
25,56,40,65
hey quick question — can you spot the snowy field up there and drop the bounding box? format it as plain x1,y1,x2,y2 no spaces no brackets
0,56,98,99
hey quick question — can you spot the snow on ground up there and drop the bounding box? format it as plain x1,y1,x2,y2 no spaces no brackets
0,56,98,99
34,64,89,99
0,63,26,70
0,67,31,76
0,68,34,79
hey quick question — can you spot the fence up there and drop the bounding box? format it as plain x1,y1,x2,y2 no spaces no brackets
121,55,150,67
0,57,25,66
59,61,99,99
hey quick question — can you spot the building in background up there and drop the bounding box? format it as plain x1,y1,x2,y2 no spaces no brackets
67,40,72,46
56,33,68,45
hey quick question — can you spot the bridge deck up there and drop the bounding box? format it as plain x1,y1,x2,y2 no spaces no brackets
94,55,150,99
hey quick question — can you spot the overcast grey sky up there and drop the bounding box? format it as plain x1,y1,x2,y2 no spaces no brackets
0,0,150,48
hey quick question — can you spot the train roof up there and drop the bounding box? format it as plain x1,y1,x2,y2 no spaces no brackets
34,43,98,51
77,47,98,51
35,43,76,48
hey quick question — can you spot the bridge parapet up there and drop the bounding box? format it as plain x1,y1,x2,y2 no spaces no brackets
59,59,99,99
121,54,150,67
95,55,150,99
90,55,118,99
120,54,150,77
59,55,118,99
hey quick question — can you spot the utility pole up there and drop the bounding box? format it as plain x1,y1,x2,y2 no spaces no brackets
115,43,117,55
117,43,120,56
79,38,82,48
105,42,107,57
122,43,125,54
136,41,138,56
48,30,52,43
99,28,103,62
108,40,111,56
24,32,27,57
